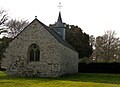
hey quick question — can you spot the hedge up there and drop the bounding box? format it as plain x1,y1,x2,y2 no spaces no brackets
79,63,120,73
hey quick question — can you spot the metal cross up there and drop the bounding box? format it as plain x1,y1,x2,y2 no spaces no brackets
58,2,62,11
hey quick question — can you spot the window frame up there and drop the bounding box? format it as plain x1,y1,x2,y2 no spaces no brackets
28,44,40,62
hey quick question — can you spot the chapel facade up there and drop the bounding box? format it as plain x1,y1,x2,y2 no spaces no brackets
3,12,78,77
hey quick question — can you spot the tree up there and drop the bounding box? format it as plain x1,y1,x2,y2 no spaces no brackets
0,9,8,34
0,37,12,68
95,30,120,62
95,36,105,62
50,23,93,58
0,9,29,37
5,19,29,37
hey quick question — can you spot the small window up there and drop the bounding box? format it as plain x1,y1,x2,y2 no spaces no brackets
28,44,40,61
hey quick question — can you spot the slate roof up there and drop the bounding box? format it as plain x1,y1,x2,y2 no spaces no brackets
35,19,77,52
54,12,64,28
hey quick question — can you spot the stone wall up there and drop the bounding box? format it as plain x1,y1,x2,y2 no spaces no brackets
3,19,78,77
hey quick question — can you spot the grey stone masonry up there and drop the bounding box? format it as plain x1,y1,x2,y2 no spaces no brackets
4,19,78,77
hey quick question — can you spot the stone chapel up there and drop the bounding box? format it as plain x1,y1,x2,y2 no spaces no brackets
3,12,78,77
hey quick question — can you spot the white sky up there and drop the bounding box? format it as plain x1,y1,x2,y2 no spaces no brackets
0,0,120,37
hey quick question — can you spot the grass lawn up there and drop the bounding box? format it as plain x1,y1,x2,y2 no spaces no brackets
0,71,120,87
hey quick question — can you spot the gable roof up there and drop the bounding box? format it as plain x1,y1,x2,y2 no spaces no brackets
10,18,78,52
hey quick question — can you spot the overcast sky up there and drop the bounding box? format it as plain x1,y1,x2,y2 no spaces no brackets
0,0,120,37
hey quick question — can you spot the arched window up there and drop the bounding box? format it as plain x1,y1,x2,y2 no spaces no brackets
28,44,40,61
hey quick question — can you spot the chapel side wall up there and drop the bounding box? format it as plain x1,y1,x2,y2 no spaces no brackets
58,44,78,75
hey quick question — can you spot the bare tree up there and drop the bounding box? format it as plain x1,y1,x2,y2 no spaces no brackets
95,30,120,62
5,19,29,37
0,9,8,34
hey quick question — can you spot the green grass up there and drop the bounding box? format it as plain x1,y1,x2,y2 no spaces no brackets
0,71,120,87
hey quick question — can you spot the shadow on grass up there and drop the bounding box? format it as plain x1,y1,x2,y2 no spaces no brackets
1,71,120,84
59,73,120,84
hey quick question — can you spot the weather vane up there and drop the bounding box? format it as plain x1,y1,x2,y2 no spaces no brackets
58,2,62,11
